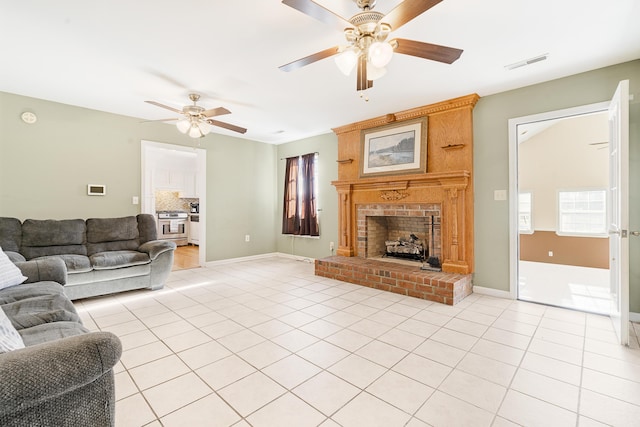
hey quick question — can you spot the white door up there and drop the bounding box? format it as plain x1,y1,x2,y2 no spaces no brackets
608,80,630,346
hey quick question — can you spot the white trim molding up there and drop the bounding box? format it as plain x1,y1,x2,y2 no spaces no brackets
472,286,514,300
206,252,315,267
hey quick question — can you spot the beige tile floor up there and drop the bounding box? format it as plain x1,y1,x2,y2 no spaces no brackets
74,257,640,427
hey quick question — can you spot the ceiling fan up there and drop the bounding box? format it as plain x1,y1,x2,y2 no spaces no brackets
279,0,463,92
145,93,247,138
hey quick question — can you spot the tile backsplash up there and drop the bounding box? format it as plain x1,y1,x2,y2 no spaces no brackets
155,190,198,212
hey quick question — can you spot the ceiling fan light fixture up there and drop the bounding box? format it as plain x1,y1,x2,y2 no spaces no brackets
176,118,191,134
366,62,386,80
198,120,212,135
368,41,393,68
335,48,358,76
188,124,203,139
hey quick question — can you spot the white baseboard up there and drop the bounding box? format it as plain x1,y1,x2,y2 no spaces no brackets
206,252,279,267
630,312,640,323
472,285,514,300
274,252,316,263
205,252,316,267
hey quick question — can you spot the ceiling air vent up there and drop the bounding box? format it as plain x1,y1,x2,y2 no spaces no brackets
504,53,549,71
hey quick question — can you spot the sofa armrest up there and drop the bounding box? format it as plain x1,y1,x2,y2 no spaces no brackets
14,258,67,285
5,251,25,263
139,239,177,261
0,331,122,414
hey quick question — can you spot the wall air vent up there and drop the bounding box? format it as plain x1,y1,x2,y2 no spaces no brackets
504,53,549,71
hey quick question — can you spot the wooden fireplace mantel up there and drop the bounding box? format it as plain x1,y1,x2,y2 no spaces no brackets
330,94,479,275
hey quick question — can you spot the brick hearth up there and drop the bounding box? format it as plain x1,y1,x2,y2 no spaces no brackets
315,256,473,306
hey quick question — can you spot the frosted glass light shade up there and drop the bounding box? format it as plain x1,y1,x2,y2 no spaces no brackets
334,49,358,76
367,62,387,80
369,41,393,68
188,125,202,138
176,118,191,134
198,120,212,135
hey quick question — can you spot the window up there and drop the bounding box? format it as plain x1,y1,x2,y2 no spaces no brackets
558,190,607,235
282,153,319,236
519,192,533,233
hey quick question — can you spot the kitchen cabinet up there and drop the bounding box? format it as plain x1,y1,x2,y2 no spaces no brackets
188,218,199,245
179,172,198,198
154,168,185,191
155,169,199,197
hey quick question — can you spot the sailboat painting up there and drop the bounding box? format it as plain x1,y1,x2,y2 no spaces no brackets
361,118,426,177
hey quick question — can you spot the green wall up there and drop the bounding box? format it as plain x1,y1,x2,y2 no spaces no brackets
473,60,640,310
0,91,277,262
2,59,639,310
275,133,339,260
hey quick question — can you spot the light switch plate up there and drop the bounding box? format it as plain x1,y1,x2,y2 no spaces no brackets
494,190,507,201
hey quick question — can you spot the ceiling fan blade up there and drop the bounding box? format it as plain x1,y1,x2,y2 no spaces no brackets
202,106,231,117
279,46,341,72
140,118,179,123
356,55,373,91
207,119,247,134
144,100,182,114
392,38,463,64
282,0,351,32
383,0,442,30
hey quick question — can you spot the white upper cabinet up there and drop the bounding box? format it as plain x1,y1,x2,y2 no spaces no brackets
152,151,198,197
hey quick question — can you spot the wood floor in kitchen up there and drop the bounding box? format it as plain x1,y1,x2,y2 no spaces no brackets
172,244,199,271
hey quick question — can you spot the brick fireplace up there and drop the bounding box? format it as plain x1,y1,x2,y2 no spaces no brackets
358,203,441,262
315,94,479,305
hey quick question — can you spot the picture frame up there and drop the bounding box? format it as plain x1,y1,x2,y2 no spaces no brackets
360,117,427,177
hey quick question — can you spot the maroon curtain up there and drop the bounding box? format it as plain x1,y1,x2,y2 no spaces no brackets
282,153,319,236
299,153,319,236
282,156,299,234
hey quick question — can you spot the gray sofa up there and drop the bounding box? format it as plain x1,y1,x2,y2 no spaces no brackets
0,257,122,426
0,214,176,300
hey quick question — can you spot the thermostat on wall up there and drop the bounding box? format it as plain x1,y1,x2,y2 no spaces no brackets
87,184,106,196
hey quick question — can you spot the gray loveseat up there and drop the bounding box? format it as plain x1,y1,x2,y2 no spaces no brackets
0,257,122,426
0,214,176,300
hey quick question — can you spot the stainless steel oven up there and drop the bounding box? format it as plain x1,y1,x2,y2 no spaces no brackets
157,212,188,246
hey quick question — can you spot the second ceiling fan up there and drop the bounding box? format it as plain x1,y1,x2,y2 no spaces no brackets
145,93,247,138
279,0,463,91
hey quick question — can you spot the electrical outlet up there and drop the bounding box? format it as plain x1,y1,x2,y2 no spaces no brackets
245,235,250,242
494,190,507,201
132,196,139,205
548,251,553,257
330,241,335,251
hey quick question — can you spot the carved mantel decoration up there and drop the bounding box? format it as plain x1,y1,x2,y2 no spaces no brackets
330,94,479,275
380,190,409,201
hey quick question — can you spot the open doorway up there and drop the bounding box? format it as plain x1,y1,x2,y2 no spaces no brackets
511,106,611,314
141,140,207,270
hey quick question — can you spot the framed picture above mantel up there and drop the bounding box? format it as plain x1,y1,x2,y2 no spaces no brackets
360,117,427,178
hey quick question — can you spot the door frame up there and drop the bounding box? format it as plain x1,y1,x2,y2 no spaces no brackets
141,140,207,267
508,101,610,299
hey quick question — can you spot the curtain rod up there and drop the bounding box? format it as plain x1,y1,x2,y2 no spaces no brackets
280,152,319,160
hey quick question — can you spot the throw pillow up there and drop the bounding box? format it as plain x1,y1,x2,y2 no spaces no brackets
0,246,27,290
0,307,25,353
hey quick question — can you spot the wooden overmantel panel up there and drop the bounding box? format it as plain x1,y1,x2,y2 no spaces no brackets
331,94,479,274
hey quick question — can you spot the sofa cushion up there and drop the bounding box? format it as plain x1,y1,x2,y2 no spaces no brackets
90,251,150,270
137,214,158,243
0,247,27,290
0,218,22,253
86,216,140,255
21,219,87,260
0,282,65,305
34,254,92,274
19,321,90,347
0,307,25,353
1,294,80,330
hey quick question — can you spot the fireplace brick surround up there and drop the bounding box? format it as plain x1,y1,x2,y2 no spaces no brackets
315,94,479,306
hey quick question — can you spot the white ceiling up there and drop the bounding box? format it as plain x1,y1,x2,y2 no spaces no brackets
1,0,639,144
